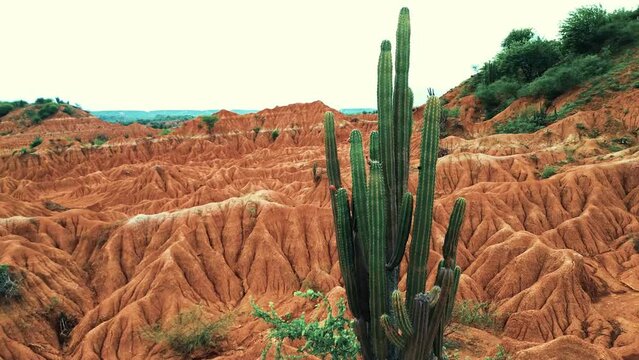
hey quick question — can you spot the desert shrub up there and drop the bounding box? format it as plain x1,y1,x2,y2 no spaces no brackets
201,115,218,134
484,345,511,360
270,128,280,141
475,78,522,119
0,102,14,117
312,162,322,185
494,107,548,134
160,128,171,136
452,300,497,330
91,134,109,146
444,106,460,118
11,100,28,108
496,38,562,82
37,103,59,120
35,98,54,104
518,55,610,100
252,289,359,360
62,105,75,115
142,306,230,357
0,264,21,301
30,136,43,149
501,28,535,48
540,165,558,179
560,5,609,54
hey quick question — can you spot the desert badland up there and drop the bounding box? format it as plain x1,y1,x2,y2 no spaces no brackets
1,4,639,360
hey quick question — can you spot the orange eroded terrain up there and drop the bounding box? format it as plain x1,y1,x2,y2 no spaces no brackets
0,88,638,359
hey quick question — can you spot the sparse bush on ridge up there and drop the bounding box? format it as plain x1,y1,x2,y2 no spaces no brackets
540,165,558,179
37,102,59,121
270,128,280,141
494,107,549,134
0,102,14,117
142,306,231,357
30,136,43,149
201,115,218,134
452,300,498,330
0,264,21,302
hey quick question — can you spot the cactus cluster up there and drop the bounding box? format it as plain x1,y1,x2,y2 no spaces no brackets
323,7,467,360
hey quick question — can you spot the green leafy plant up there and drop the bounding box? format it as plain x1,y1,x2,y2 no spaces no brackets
160,128,172,136
324,7,467,359
37,103,59,120
252,289,360,360
271,128,280,141
142,306,231,357
30,136,43,149
0,264,21,302
540,165,558,179
62,105,75,116
452,301,498,330
0,102,14,117
201,115,219,134
494,107,548,134
91,134,109,147
484,345,510,360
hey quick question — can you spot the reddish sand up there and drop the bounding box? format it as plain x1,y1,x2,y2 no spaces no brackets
0,87,638,359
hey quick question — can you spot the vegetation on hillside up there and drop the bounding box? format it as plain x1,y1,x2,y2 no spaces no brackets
464,5,638,124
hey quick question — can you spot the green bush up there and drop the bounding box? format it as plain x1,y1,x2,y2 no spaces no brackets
91,134,109,146
501,28,535,48
475,78,522,119
0,102,14,117
35,98,54,104
518,55,610,100
270,128,280,141
0,264,21,301
11,100,28,108
496,39,562,82
160,128,171,136
201,115,219,134
252,289,359,360
494,107,548,134
37,103,59,120
452,300,497,330
484,345,511,360
560,5,609,54
142,306,230,357
62,105,75,116
30,136,43,149
540,165,558,179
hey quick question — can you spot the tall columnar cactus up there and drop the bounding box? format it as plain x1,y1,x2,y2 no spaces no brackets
324,7,467,360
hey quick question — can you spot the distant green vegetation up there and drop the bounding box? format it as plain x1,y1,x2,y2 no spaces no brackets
465,4,639,123
201,115,219,134
30,136,43,149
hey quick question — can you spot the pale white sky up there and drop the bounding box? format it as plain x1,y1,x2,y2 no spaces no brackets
1,0,636,110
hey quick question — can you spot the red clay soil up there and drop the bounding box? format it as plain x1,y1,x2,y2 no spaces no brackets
0,90,638,359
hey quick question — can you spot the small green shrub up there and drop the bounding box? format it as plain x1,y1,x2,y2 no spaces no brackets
540,165,558,179
252,289,359,360
142,306,231,357
91,134,109,146
62,105,75,116
475,78,522,119
270,128,280,141
201,115,219,134
37,103,59,120
452,300,497,330
35,98,53,104
494,107,548,134
484,345,511,360
0,264,21,301
30,136,43,149
0,102,14,117
518,55,610,100
160,129,171,136
11,100,28,108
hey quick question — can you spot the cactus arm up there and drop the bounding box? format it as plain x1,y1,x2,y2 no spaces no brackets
368,161,389,359
387,191,413,269
369,130,380,162
335,188,363,318
381,314,406,348
393,8,411,207
323,112,342,189
350,130,369,254
405,95,441,312
377,39,399,262
391,290,413,338
443,198,466,267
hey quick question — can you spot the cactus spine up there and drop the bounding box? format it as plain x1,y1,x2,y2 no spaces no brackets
324,7,467,360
